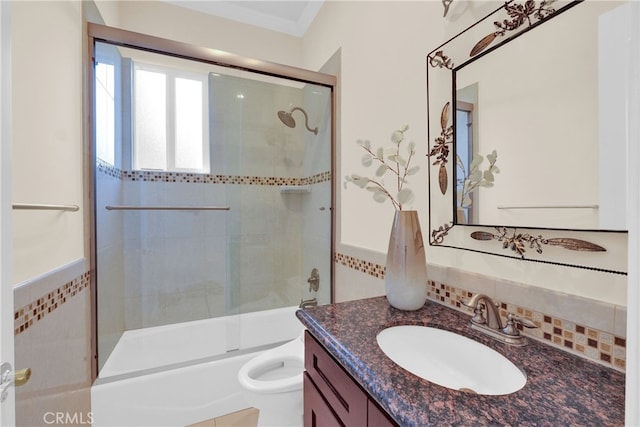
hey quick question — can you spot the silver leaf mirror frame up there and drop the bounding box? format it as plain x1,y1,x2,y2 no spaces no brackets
426,0,628,275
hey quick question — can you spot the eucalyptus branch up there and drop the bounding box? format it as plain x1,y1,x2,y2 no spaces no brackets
366,179,401,211
345,125,418,210
456,150,499,209
358,144,397,176
395,154,401,194
398,149,416,191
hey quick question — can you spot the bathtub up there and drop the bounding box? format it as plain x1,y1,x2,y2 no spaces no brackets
91,306,304,427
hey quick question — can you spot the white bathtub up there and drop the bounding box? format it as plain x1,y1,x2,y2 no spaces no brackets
91,306,304,427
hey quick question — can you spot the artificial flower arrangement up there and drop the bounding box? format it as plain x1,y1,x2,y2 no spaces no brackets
345,125,418,211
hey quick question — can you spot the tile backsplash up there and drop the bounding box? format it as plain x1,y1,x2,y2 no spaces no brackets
335,252,626,372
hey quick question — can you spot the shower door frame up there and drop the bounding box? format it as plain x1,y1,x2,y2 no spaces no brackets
86,23,337,382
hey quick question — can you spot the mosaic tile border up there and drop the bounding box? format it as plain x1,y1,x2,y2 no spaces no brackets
335,252,626,372
14,271,91,336
334,253,385,279
97,159,331,186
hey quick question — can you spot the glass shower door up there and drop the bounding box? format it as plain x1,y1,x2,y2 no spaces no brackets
94,39,333,378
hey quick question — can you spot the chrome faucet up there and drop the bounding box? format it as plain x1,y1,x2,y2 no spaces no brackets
463,294,503,330
462,294,537,346
299,297,318,309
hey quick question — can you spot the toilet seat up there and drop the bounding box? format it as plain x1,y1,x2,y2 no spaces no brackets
238,333,305,394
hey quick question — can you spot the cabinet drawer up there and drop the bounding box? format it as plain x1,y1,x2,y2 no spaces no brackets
305,332,367,426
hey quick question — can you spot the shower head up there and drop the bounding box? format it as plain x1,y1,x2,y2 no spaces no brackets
277,110,296,129
277,107,318,135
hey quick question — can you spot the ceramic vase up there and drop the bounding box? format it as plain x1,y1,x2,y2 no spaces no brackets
385,210,428,311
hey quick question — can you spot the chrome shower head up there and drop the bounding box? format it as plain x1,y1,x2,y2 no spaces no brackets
277,106,318,135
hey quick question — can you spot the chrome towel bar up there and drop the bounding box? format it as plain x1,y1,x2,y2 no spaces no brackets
105,205,230,211
497,204,599,210
13,203,80,212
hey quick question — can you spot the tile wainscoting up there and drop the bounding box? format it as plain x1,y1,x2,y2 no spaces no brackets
334,252,626,372
14,270,90,336
13,259,93,427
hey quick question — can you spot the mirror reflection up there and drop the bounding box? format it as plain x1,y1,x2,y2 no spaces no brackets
454,1,627,231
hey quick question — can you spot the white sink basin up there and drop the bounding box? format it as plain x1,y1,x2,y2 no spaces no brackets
376,325,526,395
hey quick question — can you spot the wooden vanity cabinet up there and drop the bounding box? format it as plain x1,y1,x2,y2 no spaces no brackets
304,331,397,427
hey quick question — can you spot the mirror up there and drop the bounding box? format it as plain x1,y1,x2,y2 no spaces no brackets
427,0,628,274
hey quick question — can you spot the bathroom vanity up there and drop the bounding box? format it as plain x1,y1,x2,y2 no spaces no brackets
304,330,396,426
297,297,625,426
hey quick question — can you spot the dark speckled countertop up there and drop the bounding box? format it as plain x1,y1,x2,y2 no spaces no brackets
296,296,625,427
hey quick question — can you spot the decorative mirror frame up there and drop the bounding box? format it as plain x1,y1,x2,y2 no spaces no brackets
426,0,627,275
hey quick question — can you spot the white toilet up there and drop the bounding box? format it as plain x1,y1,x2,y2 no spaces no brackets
237,330,305,427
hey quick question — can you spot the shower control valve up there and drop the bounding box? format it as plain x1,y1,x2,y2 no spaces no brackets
307,268,320,292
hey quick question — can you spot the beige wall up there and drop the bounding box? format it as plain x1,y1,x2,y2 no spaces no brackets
10,0,626,306
91,0,628,306
302,1,627,306
11,1,85,285
96,1,303,68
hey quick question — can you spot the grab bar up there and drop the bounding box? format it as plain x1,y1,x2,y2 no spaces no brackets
13,203,80,212
497,204,599,210
105,205,230,211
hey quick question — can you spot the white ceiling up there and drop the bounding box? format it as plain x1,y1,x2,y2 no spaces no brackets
163,1,324,37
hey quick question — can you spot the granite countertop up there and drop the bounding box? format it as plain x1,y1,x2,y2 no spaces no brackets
296,296,625,427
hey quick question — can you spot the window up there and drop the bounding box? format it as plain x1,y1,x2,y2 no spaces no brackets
133,63,209,173
95,61,115,165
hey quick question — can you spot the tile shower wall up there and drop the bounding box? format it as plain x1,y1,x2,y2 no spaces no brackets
120,177,229,328
97,168,331,332
96,160,125,371
335,252,627,372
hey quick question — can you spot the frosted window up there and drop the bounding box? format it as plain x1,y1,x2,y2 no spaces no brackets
135,69,167,170
175,78,204,169
132,64,208,173
95,62,115,165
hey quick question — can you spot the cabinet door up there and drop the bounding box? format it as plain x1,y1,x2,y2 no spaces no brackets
305,332,368,425
368,400,397,427
304,373,343,427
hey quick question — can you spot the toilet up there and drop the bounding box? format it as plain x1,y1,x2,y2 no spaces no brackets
237,330,305,427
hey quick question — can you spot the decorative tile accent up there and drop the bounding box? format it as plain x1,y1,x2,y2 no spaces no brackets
334,252,626,372
96,159,122,179
425,280,626,372
14,271,91,336
335,252,385,279
302,171,332,185
96,160,331,186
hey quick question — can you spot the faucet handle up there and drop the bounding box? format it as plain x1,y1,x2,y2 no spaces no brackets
502,313,537,336
470,303,486,325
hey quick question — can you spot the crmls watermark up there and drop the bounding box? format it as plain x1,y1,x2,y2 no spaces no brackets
43,412,94,425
